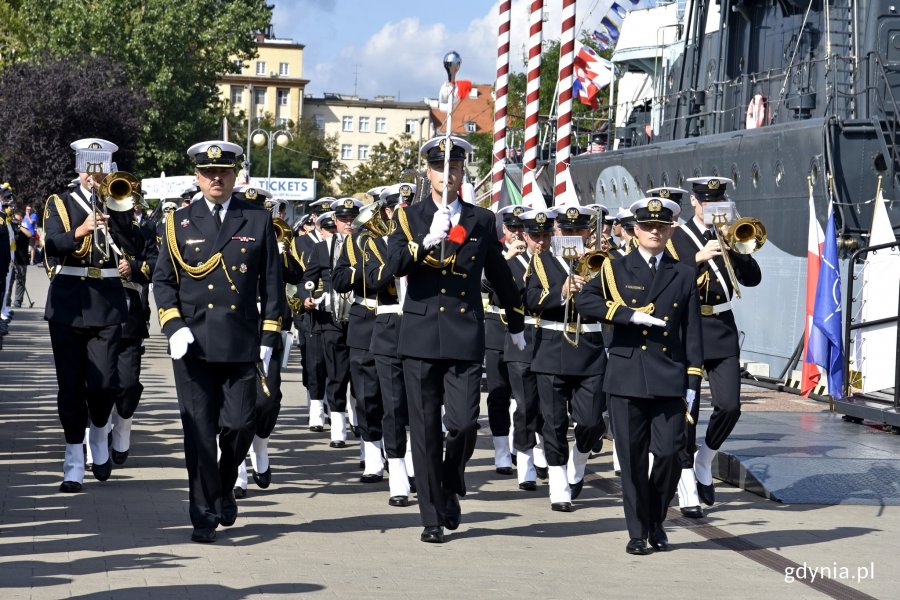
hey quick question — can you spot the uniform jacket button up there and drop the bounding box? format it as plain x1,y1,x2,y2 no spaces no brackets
230,305,236,310
441,270,447,275
208,303,214,309
440,288,446,294
673,302,678,308
662,347,667,352
459,308,465,313
208,284,214,290
439,306,445,312
641,345,647,350
460,291,466,296
642,330,648,335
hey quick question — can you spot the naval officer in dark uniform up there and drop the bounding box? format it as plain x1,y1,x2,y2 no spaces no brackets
44,138,145,493
153,140,284,543
387,135,526,543
577,197,703,555
669,177,761,511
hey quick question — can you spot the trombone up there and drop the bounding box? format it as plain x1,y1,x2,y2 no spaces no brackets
710,211,766,299
89,171,140,261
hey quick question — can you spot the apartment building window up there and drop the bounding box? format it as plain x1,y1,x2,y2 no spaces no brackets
230,86,243,107
375,117,387,133
342,116,353,131
256,61,266,75
358,145,370,160
314,115,325,130
233,59,244,72
341,144,353,160
275,117,287,126
359,116,370,132
277,89,289,106
279,62,289,76
465,121,477,133
253,88,266,107
405,118,417,134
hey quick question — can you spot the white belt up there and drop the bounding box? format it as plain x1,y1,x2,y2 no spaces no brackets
56,266,120,279
353,297,378,309
538,321,603,333
485,305,506,316
524,316,537,326
376,304,402,315
700,301,732,316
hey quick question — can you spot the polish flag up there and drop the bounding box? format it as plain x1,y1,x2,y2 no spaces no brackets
800,184,825,396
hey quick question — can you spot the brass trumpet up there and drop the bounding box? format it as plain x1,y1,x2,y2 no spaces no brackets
273,217,293,244
352,200,393,240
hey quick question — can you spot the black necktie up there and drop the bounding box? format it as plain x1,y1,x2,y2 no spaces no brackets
704,228,715,242
212,204,222,229
649,256,658,277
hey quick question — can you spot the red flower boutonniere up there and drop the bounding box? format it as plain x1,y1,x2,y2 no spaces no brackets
448,225,467,245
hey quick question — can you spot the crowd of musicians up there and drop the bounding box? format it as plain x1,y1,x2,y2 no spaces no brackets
40,134,760,553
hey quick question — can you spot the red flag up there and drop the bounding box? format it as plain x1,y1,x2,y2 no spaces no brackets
456,80,472,99
800,185,824,396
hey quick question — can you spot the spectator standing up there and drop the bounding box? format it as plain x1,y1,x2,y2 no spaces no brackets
9,210,31,308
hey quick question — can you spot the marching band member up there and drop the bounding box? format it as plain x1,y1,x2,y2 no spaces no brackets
231,185,304,498
153,140,284,542
670,177,761,514
364,183,417,506
612,208,637,256
387,136,525,543
332,196,386,482
524,205,607,512
483,204,527,476
508,209,554,491
577,197,703,555
301,199,359,448
44,138,144,493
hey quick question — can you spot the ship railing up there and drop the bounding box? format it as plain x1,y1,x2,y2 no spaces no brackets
860,51,900,185
842,239,900,409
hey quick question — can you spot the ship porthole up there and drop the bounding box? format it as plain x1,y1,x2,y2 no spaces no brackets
662,172,669,186
751,163,760,189
589,181,596,198
622,178,629,195
693,167,702,177
809,160,819,186
774,161,785,187
611,180,618,195
646,175,654,191
599,181,607,198
677,172,685,187
731,164,740,190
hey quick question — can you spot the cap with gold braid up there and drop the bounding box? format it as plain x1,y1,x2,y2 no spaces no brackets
187,140,243,169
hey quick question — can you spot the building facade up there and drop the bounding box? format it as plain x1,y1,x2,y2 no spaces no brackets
218,34,310,126
304,94,433,171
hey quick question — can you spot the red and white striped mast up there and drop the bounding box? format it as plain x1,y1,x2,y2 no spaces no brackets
490,0,512,211
522,0,545,209
554,0,577,207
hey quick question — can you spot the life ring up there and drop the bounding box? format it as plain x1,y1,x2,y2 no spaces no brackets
745,94,766,129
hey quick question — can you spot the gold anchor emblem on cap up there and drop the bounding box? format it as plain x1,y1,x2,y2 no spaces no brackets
648,199,663,212
659,189,670,198
245,188,258,200
566,207,579,220
88,142,101,149
439,138,453,152
207,145,222,159
708,178,720,189
400,184,412,196
513,206,524,217
343,199,354,209
535,212,547,224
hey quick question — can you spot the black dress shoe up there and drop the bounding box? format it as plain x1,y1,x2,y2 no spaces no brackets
518,481,537,491
360,473,384,484
233,486,247,499
91,459,112,482
252,468,271,489
309,425,324,433
191,527,217,543
444,494,461,530
409,477,417,494
388,495,409,507
551,501,573,512
535,466,549,480
420,526,444,543
359,460,365,470
329,440,346,449
495,466,514,475
111,449,129,465
59,480,83,493
697,481,715,506
350,425,361,438
626,538,650,555
570,479,584,500
680,505,704,519
592,438,603,453
648,524,670,551
220,491,238,527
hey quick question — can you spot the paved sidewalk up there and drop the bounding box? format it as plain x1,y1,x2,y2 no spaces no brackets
0,267,895,599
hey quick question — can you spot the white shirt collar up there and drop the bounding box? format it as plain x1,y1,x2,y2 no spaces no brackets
204,197,231,216
79,185,93,200
693,215,711,232
636,245,664,268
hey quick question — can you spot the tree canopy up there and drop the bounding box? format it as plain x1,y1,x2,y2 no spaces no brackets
337,133,420,197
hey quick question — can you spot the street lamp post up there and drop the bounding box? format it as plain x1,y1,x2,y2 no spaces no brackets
310,160,319,200
250,127,293,185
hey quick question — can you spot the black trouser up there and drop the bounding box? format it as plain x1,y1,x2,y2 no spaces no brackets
304,325,327,401
536,373,606,467
321,326,351,412
609,395,685,540
10,263,26,306
375,354,408,458
403,357,481,528
255,344,283,439
172,357,256,529
484,347,512,437
508,361,542,453
115,336,144,419
48,321,120,444
684,355,742,454
350,347,383,442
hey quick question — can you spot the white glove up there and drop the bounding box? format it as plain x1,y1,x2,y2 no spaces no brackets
277,241,285,254
423,206,452,249
685,389,696,414
630,311,666,327
509,331,527,351
169,327,195,360
260,345,273,375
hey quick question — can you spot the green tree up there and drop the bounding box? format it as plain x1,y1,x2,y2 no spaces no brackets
467,131,493,181
2,0,271,175
338,133,420,196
